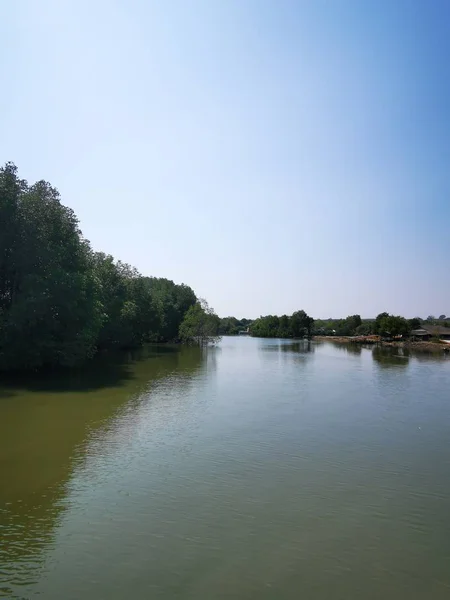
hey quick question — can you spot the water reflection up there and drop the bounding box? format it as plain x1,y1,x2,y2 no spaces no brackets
410,350,449,363
259,339,314,354
280,341,314,354
2,339,450,600
372,346,410,368
326,341,369,355
0,345,206,599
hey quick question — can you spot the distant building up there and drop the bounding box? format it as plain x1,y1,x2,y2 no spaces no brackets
410,329,431,341
414,325,450,341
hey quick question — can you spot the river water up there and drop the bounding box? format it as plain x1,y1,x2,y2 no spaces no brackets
1,338,450,599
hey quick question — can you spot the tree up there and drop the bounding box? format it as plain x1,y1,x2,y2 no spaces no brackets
250,315,280,338
278,315,291,338
0,163,203,371
408,317,421,330
0,169,104,370
439,314,446,321
143,277,196,342
336,314,362,336
218,317,253,335
290,310,314,339
355,323,373,336
0,163,26,318
218,317,240,335
179,299,221,345
378,315,410,337
373,312,389,334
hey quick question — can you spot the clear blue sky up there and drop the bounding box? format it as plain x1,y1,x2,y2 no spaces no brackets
1,0,449,319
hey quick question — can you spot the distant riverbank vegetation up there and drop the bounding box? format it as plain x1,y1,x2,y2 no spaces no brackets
249,311,315,339
222,312,449,341
0,163,219,371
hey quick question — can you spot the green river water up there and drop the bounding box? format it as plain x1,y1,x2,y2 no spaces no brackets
1,337,450,599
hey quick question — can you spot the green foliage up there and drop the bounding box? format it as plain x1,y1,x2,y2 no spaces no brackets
250,315,280,338
179,299,221,345
218,317,252,335
0,166,103,369
355,323,373,336
377,315,410,337
278,315,291,338
0,164,199,371
250,310,314,339
290,310,314,338
313,319,338,335
335,314,362,336
373,312,390,335
314,316,369,336
142,277,196,343
408,317,422,330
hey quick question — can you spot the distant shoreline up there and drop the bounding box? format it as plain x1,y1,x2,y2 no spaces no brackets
314,336,449,354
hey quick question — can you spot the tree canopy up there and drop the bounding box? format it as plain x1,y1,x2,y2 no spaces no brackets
179,299,221,345
0,164,198,371
250,310,314,339
218,317,252,336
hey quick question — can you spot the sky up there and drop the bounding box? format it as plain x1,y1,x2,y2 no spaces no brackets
1,0,449,319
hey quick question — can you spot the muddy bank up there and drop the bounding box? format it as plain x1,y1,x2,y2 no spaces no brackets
314,335,380,344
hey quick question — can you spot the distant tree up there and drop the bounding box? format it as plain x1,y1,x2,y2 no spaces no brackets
373,312,389,334
218,316,252,336
278,315,291,338
336,314,362,336
179,299,221,345
250,315,280,338
439,314,447,321
378,315,410,337
355,323,373,336
427,315,436,322
408,318,421,330
290,310,314,339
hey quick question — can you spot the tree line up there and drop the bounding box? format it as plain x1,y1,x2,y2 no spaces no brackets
218,317,253,336
314,313,447,337
225,312,449,340
0,163,218,371
249,310,315,339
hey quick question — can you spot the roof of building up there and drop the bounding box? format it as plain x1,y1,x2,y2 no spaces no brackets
421,324,450,336
411,329,430,336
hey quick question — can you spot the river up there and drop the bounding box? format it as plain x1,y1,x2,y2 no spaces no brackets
1,338,450,599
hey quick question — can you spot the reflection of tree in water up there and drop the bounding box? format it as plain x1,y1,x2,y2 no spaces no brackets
328,342,363,355
372,345,449,369
0,345,205,599
409,350,448,363
279,341,315,354
260,340,314,355
343,343,362,355
372,346,410,368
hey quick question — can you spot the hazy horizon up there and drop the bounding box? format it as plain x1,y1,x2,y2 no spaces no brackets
1,1,449,319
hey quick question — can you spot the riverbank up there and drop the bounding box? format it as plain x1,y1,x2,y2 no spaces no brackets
314,335,380,344
314,336,449,353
